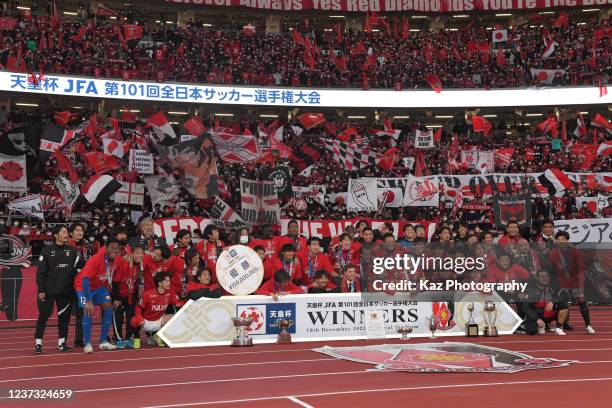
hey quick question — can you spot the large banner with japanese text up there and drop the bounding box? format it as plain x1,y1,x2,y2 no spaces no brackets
554,219,612,244
157,292,522,347
1,72,608,108
165,0,611,13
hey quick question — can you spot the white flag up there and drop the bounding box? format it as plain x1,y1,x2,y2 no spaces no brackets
347,178,377,212
404,175,440,207
8,195,44,219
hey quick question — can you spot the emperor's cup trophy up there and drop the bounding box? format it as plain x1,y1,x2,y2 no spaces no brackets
396,326,413,341
465,302,479,337
483,301,499,337
231,317,254,347
276,319,293,344
426,315,439,339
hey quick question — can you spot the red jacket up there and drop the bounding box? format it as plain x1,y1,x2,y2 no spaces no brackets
263,256,304,282
340,277,361,293
486,262,530,283
255,279,304,295
297,251,333,286
195,240,224,279
548,247,585,288
75,251,122,292
142,254,185,294
113,259,144,302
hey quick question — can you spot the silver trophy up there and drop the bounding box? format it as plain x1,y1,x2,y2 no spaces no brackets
483,301,499,337
396,326,413,341
465,302,479,337
231,317,254,347
426,315,439,339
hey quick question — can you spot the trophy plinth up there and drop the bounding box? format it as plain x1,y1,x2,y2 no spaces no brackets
465,302,479,337
482,301,499,337
276,319,293,344
231,317,254,347
396,326,413,341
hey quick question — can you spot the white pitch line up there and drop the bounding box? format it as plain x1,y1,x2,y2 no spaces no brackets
2,346,612,371
142,377,612,407
2,336,612,361
287,396,315,408
0,358,338,384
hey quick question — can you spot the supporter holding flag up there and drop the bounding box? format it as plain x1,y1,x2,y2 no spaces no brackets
131,272,183,347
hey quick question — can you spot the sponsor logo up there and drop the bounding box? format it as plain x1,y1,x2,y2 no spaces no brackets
315,343,576,373
237,303,296,335
0,234,31,266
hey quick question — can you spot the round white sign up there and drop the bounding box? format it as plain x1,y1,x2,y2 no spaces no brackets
216,245,264,295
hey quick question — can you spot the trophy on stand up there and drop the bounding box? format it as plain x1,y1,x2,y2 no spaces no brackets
465,302,479,337
396,326,413,341
231,317,254,347
426,315,439,339
483,301,499,337
275,319,293,344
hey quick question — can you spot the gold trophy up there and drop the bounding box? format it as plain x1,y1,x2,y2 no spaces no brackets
231,317,254,347
275,319,293,344
465,302,479,337
396,326,413,341
483,301,499,337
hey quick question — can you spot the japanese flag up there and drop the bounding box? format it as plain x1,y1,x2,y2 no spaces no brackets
492,29,507,44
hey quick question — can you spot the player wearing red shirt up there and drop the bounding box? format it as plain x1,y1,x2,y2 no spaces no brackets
169,229,193,260
111,246,145,348
283,220,308,253
131,272,183,347
142,246,185,295
75,238,122,353
298,237,333,286
195,225,225,281
263,243,304,283
330,233,361,275
256,270,304,299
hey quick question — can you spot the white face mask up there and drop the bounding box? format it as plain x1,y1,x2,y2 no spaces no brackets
239,235,249,244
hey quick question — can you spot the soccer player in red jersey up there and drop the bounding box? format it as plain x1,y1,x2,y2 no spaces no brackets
74,238,122,353
298,237,333,286
131,272,183,347
112,245,145,349
256,270,304,300
195,225,224,280
142,246,185,294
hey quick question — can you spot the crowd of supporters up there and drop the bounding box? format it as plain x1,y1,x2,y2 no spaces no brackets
0,4,609,89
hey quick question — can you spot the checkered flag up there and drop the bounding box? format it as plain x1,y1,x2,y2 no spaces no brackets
322,138,378,170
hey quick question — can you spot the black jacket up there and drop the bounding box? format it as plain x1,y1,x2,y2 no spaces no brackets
36,243,84,296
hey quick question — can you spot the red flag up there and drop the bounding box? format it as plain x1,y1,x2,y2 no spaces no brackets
337,127,358,142
537,116,559,138
54,111,74,127
433,127,442,143
414,150,424,177
184,116,207,137
495,48,505,66
592,113,612,131
364,13,372,33
304,49,316,69
376,147,398,171
402,16,409,40
472,116,492,136
114,25,127,50
97,4,117,17
0,17,17,31
351,41,367,56
298,113,325,130
83,152,121,174
292,29,304,46
122,24,143,41
598,77,608,98
553,11,569,28
53,150,78,182
335,55,348,72
424,74,442,93
335,23,343,44
121,110,137,123
38,33,48,50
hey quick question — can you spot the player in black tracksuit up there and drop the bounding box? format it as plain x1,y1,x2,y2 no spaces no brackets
34,225,84,354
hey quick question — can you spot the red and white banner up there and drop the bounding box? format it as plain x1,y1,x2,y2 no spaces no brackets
153,216,436,244
113,182,145,206
165,0,610,14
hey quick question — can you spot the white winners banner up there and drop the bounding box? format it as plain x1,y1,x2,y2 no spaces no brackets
554,219,612,243
2,72,608,108
128,149,154,174
348,178,377,212
157,292,521,347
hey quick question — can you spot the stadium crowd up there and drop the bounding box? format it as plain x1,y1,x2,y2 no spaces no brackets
0,4,609,89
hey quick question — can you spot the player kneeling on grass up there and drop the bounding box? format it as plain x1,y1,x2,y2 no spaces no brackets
521,270,569,336
131,272,183,347
75,238,123,353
